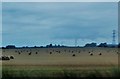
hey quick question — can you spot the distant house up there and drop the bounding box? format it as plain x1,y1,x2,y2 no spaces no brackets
84,43,97,47
6,45,16,49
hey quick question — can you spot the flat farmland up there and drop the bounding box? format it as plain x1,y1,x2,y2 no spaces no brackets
2,47,118,66
1,47,119,78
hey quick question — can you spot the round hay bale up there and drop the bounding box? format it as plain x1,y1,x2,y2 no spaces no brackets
50,52,52,54
5,56,10,60
36,52,38,54
72,51,74,53
18,52,21,54
2,56,10,60
58,51,60,53
28,52,32,55
90,53,93,56
99,53,102,55
0,57,2,60
15,50,17,52
10,55,14,59
72,54,76,57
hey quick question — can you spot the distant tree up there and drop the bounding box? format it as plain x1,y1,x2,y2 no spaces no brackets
58,44,60,47
46,45,49,47
118,43,120,48
98,43,108,47
49,44,53,47
22,46,25,48
34,46,37,48
40,46,43,48
6,45,16,49
54,44,57,47
46,44,53,48
84,43,97,47
2,47,5,49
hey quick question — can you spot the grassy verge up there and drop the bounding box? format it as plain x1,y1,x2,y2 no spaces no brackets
2,66,120,79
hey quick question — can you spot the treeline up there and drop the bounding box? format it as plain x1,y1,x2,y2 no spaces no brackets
84,43,118,47
1,43,120,49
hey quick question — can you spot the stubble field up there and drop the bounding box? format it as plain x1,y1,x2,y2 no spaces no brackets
1,47,119,78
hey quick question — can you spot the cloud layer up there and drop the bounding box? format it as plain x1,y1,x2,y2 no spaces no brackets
2,2,118,46
2,0,119,2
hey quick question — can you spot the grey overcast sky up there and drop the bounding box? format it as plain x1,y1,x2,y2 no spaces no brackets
2,2,118,47
2,0,119,2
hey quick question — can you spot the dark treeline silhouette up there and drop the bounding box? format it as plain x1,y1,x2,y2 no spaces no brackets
84,43,97,47
1,43,119,49
46,44,66,48
5,45,16,49
84,42,118,48
118,43,120,48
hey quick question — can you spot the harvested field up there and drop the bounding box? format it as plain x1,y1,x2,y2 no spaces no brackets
1,47,119,78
